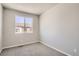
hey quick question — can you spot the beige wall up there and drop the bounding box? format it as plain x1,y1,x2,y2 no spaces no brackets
3,8,39,48
40,4,79,56
0,4,3,53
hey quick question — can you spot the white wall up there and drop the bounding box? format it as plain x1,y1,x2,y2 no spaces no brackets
40,4,79,56
3,8,39,48
0,4,3,53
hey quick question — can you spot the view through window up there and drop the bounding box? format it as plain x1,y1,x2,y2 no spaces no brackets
15,16,33,33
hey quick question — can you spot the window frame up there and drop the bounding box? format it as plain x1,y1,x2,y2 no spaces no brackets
15,15,33,34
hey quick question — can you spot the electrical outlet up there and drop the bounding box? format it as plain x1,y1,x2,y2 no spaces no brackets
74,48,77,53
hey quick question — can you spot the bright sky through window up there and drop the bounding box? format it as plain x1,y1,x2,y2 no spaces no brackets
25,18,32,24
16,16,24,23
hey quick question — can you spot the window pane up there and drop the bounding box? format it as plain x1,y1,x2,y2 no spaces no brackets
15,16,24,33
25,18,33,33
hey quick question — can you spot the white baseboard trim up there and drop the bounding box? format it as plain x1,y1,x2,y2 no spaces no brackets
2,41,40,49
40,41,71,56
2,41,71,56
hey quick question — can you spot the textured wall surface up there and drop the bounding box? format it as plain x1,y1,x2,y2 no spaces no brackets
3,8,39,48
0,4,3,53
40,4,79,56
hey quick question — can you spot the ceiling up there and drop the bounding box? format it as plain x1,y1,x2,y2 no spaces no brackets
2,3,57,15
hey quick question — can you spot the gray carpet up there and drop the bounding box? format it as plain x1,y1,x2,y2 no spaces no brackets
0,42,66,56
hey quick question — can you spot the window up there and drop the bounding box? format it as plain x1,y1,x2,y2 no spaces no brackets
15,16,33,33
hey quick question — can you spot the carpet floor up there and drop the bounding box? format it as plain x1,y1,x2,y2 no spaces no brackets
0,42,66,56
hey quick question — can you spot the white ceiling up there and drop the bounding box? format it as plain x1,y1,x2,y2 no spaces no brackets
2,3,57,15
